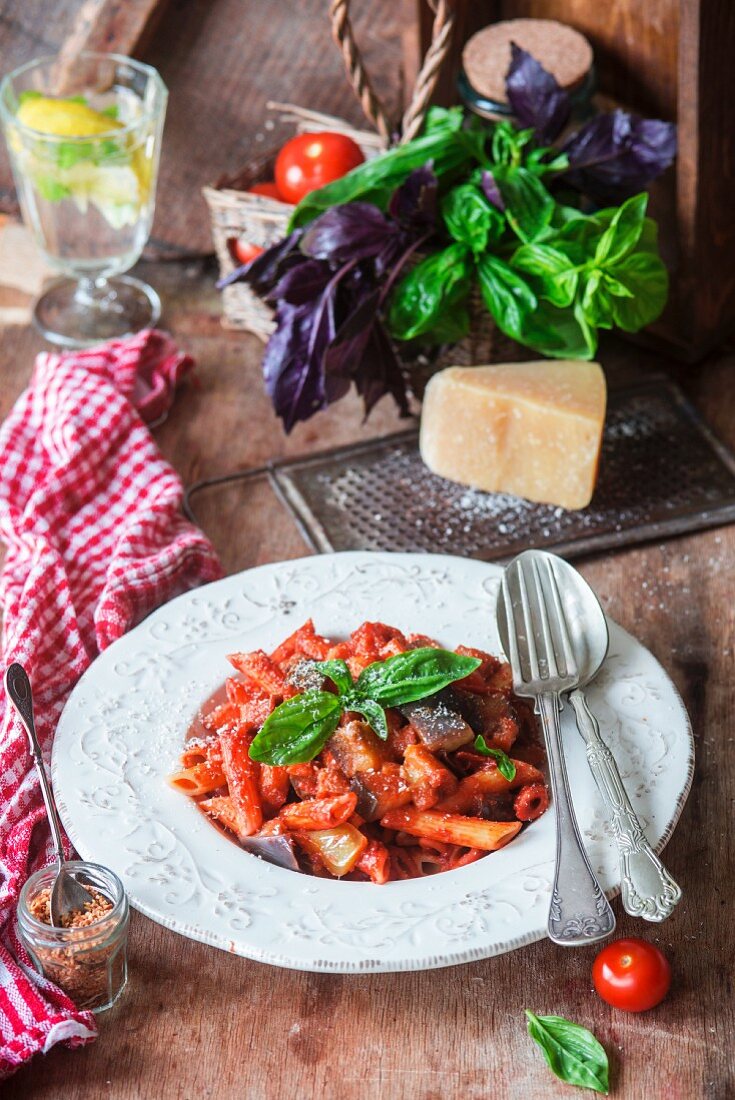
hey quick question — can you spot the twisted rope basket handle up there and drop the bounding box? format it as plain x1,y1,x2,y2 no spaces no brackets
329,0,456,145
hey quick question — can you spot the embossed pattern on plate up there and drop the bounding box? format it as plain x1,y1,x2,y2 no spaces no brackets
272,378,735,561
52,552,694,972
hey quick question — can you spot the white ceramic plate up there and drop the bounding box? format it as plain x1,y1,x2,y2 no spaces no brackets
53,552,693,972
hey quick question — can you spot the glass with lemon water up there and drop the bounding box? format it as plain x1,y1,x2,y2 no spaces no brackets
0,54,167,347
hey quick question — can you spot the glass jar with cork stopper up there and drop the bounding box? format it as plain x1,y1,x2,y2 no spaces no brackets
459,18,595,126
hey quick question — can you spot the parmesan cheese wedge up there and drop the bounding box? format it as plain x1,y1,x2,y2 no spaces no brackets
419,360,607,510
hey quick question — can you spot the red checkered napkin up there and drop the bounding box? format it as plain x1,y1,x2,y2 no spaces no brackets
0,329,221,1078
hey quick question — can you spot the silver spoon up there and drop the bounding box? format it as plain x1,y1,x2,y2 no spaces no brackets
5,663,92,925
498,552,615,945
530,553,682,922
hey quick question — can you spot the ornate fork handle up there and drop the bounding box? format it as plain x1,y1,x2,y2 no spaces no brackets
536,693,616,946
569,689,682,922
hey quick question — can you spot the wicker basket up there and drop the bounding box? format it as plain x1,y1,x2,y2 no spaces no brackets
203,104,383,339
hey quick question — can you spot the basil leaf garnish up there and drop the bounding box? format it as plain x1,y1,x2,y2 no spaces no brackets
249,690,342,766
525,1011,609,1095
474,735,517,782
248,647,481,764
313,659,354,695
343,695,389,741
354,647,481,707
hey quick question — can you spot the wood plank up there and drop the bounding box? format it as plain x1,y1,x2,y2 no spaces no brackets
54,0,172,95
1,257,733,1099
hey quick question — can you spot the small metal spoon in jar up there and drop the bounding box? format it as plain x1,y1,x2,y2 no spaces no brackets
5,663,92,925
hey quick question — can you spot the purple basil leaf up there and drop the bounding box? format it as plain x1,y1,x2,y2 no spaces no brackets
270,258,333,305
323,282,409,420
323,283,381,394
374,232,413,278
218,229,303,293
333,286,382,346
354,320,410,419
263,260,346,431
505,43,570,144
301,202,398,263
388,164,438,230
309,285,344,404
262,302,327,432
560,109,677,204
481,169,505,211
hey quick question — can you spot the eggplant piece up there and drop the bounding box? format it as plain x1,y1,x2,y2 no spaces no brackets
329,720,391,776
443,687,519,748
350,775,381,821
239,834,300,871
398,697,474,752
350,765,413,822
293,825,367,877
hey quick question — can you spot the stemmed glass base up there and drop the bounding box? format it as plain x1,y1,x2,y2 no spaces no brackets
33,275,161,349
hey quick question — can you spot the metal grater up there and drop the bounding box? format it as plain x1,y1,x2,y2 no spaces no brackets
270,376,735,561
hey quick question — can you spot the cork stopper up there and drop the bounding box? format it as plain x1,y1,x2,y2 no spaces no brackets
462,19,593,105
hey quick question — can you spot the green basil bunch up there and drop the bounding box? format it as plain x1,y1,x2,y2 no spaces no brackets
386,122,667,360
249,647,481,766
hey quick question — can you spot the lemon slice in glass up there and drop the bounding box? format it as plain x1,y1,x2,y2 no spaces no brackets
16,95,123,137
15,94,148,227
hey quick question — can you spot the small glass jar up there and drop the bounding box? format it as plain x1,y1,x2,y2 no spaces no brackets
458,65,596,125
459,19,596,127
18,861,129,1013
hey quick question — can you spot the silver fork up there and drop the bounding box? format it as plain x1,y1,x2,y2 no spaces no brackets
498,554,616,946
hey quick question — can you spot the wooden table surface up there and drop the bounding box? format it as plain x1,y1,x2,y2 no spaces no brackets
0,254,731,1100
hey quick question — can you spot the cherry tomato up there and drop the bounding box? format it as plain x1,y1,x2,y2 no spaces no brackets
232,240,264,266
248,181,283,200
592,938,671,1012
275,132,365,204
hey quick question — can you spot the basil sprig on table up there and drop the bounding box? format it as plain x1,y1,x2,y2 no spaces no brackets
525,1011,609,1094
248,647,481,766
473,735,516,782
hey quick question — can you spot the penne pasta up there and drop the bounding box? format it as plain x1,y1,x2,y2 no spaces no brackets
402,743,458,810
200,795,241,837
220,728,263,837
380,808,522,851
168,762,225,797
356,839,391,884
514,782,550,822
169,619,549,882
277,792,357,830
179,746,207,769
227,649,289,696
258,764,290,815
436,760,545,813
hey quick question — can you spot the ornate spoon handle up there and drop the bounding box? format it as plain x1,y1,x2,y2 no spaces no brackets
536,693,616,946
569,688,682,922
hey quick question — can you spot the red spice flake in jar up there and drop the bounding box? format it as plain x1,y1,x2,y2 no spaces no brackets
26,886,121,1009
29,885,113,927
